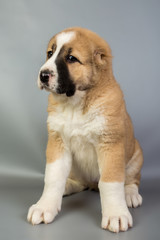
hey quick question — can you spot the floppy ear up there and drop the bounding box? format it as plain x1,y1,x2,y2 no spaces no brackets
94,49,107,66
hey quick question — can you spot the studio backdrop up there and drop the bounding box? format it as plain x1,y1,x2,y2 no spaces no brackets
0,0,159,186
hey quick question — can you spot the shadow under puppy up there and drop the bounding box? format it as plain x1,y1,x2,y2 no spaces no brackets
27,27,143,233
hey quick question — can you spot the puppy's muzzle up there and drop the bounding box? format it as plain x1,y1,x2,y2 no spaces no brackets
40,70,54,85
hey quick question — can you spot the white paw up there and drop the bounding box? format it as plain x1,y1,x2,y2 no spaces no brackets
125,184,143,208
101,208,133,233
27,201,60,225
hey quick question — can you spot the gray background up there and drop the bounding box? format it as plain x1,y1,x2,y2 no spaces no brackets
0,0,160,239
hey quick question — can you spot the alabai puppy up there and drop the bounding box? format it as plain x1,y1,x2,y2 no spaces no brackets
28,27,143,233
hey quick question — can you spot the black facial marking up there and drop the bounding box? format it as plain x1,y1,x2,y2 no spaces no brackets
55,47,76,97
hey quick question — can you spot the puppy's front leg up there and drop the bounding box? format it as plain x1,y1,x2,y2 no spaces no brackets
98,141,132,233
27,133,71,225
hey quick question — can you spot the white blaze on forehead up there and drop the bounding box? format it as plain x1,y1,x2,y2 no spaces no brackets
56,31,75,51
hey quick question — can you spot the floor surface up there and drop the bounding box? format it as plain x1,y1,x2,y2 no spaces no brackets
0,178,160,240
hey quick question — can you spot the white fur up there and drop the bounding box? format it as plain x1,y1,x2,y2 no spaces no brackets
98,181,133,232
38,31,75,91
27,151,71,225
47,98,106,184
125,183,143,208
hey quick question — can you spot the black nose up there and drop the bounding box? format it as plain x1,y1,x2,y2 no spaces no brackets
40,70,50,83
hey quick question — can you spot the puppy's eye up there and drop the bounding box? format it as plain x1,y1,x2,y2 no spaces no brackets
66,55,79,63
47,51,53,59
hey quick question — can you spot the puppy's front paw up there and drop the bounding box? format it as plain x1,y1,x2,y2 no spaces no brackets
125,184,143,208
101,208,133,233
27,201,60,225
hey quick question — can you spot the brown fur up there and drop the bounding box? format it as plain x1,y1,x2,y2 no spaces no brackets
46,131,64,164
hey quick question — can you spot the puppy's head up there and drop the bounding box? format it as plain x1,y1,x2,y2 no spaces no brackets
38,27,112,97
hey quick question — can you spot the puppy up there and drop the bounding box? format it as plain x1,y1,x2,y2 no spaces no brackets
27,27,143,232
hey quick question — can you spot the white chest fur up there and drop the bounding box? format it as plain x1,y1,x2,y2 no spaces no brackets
47,102,105,143
47,101,105,183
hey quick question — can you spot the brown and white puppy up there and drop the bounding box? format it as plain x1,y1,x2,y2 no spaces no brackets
27,27,143,233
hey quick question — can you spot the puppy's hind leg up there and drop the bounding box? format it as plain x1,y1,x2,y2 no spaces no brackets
125,140,144,208
64,178,87,196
